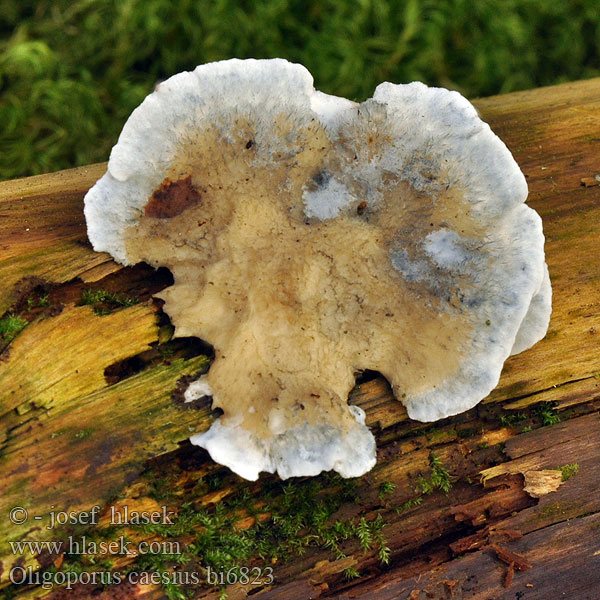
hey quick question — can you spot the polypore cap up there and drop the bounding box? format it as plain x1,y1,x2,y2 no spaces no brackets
84,58,551,480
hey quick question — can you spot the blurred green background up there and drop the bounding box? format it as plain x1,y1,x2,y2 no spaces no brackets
1,0,599,180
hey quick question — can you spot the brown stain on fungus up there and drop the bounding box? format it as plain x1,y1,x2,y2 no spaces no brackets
144,175,201,218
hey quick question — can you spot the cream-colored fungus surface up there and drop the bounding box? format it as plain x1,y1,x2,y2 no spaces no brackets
84,59,551,480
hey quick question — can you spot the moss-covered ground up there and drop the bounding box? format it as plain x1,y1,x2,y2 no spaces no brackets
2,1,600,180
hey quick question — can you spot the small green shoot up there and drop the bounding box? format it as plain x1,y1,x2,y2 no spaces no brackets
394,496,423,514
559,463,579,481
378,481,396,500
343,566,360,579
395,453,452,515
26,294,49,309
416,453,452,495
538,403,561,426
355,517,372,552
369,514,390,564
354,515,390,563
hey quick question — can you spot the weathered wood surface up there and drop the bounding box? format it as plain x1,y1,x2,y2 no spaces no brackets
1,78,600,600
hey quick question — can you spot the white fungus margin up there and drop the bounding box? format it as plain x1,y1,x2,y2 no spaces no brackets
84,59,551,480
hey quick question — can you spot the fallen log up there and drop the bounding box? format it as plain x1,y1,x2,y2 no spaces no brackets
1,77,600,600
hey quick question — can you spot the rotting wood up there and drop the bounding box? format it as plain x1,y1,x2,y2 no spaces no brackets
330,513,600,600
0,78,599,599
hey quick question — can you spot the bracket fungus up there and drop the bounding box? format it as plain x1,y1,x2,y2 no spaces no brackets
84,59,551,481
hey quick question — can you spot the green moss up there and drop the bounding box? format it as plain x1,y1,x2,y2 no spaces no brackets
26,294,50,310
559,463,579,481
128,473,391,596
352,514,390,563
343,566,360,579
426,428,455,443
78,288,139,316
368,515,391,564
129,549,192,600
395,452,453,514
537,403,561,426
141,469,181,502
3,470,393,598
415,452,452,495
81,288,138,306
74,428,94,440
498,411,528,427
378,481,396,500
0,313,28,343
536,502,567,520
394,495,423,514
3,1,600,181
